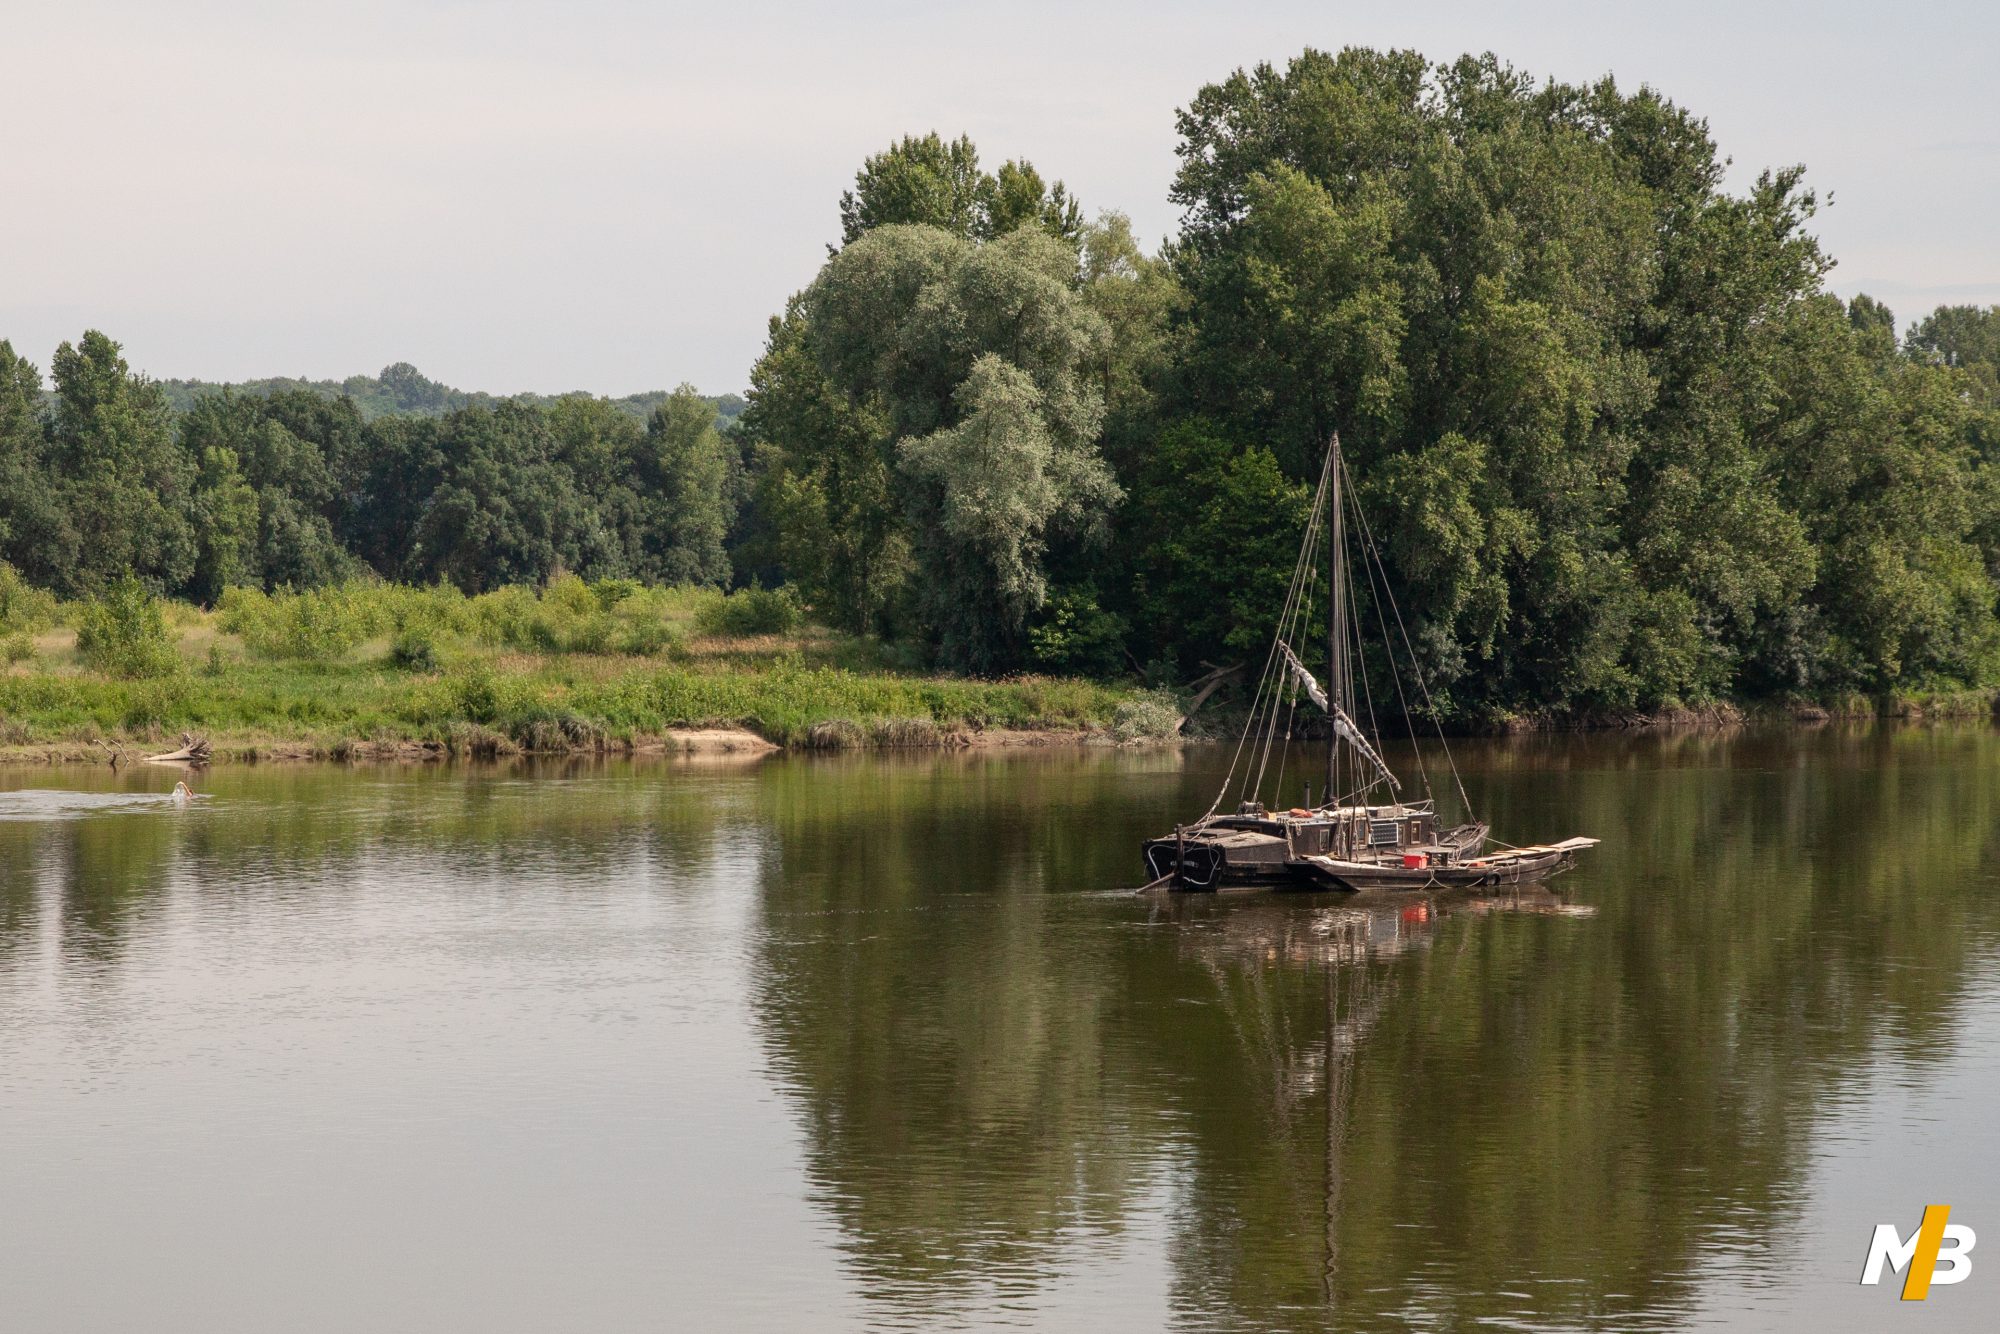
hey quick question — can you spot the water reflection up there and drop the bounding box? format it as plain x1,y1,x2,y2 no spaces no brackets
0,729,1995,1332
747,728,2000,1331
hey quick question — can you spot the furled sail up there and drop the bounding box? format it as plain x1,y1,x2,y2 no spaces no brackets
1279,642,1401,793
1278,640,1329,712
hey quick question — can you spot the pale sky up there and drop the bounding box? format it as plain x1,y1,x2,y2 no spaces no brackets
3,1,1995,397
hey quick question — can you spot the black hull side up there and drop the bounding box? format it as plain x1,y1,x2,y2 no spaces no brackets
1143,838,1295,891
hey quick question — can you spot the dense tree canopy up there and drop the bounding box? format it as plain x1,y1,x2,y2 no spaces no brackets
1154,48,2000,713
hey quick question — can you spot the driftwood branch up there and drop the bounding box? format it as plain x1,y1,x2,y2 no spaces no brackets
1181,663,1243,721
145,732,212,766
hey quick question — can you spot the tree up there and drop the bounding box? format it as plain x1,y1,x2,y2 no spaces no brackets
543,392,642,578
839,133,991,244
900,355,1117,669
376,361,459,413
1077,212,1184,463
985,160,1083,241
1907,304,2000,407
1116,418,1311,673
178,391,356,592
785,224,1122,668
44,331,195,596
345,413,445,579
1162,48,1850,714
407,403,592,591
740,303,906,633
627,386,735,587
188,444,259,602
837,132,1084,247
0,342,68,589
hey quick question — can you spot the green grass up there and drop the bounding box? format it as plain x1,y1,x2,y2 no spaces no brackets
0,579,1157,757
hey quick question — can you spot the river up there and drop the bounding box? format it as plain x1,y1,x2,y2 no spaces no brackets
2,726,1996,1331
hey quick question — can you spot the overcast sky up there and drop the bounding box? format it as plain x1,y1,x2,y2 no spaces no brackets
3,1,1995,397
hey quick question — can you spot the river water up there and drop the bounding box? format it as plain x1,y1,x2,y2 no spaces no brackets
1,727,1996,1331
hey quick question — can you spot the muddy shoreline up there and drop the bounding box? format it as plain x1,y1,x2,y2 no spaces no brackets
0,724,1121,767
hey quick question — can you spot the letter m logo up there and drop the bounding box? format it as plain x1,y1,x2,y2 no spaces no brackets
1861,1205,1976,1300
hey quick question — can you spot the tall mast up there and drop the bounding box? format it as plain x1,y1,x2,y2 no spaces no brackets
1327,433,1346,807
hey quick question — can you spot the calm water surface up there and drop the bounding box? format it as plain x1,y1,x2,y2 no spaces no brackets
2,728,1997,1331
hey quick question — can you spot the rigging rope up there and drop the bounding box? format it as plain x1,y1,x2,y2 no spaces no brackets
1345,472,1435,803
1338,450,1475,821
1202,443,1333,822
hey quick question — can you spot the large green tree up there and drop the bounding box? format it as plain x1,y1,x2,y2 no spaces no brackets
405,403,592,591
625,386,735,587
42,331,196,596
749,221,1121,669
740,301,906,634
1162,49,1905,714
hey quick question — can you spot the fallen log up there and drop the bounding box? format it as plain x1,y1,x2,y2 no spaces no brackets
1176,662,1244,731
146,732,212,766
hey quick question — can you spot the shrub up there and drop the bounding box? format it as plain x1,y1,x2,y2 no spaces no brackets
443,578,692,657
505,706,606,753
77,576,182,679
527,610,611,655
0,562,57,633
695,585,802,638
221,584,386,661
448,664,502,724
445,722,516,760
614,617,675,657
388,629,440,673
2,632,35,665
385,582,469,637
1111,689,1184,743
872,716,942,748
590,577,641,610
803,719,865,750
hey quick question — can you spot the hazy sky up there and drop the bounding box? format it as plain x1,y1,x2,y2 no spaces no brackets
3,1,1995,396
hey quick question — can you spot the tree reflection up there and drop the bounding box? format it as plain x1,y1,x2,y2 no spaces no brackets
752,727,2000,1331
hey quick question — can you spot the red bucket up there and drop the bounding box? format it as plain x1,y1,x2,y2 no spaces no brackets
1402,852,1428,869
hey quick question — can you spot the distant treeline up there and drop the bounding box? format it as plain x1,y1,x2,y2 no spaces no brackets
157,361,746,427
0,339,744,601
6,45,2000,721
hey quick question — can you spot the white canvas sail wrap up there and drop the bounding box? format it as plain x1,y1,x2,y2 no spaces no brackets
1278,642,1401,793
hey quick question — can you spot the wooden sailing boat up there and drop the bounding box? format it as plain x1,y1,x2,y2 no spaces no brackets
1142,433,1597,892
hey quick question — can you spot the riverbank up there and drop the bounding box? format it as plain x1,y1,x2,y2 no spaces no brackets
0,648,1184,760
5,580,1992,765
0,657,1177,764
0,579,1193,764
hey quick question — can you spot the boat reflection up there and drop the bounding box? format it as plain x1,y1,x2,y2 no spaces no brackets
1153,884,1596,969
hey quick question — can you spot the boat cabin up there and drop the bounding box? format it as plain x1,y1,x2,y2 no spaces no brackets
1205,801,1438,860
